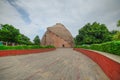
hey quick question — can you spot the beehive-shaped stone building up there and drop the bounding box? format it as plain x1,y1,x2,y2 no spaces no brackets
41,23,74,48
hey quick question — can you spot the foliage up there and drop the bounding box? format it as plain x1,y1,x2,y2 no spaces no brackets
75,22,112,45
112,31,120,41
17,34,33,45
0,24,33,45
0,45,55,50
110,30,118,35
44,45,55,48
75,41,120,56
33,35,40,45
117,20,120,27
0,24,20,43
111,20,120,40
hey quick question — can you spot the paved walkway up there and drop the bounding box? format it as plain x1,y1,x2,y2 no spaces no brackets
0,48,109,80
89,49,120,63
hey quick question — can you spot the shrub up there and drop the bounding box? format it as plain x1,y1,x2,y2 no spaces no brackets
45,45,55,48
75,41,120,56
0,46,6,50
0,45,55,50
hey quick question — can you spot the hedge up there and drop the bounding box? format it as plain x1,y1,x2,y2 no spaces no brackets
75,41,120,56
0,45,55,50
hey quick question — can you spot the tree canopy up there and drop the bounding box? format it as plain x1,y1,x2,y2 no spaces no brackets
0,24,20,43
112,31,120,41
0,24,32,45
17,34,33,45
117,20,120,27
33,35,40,45
75,22,112,45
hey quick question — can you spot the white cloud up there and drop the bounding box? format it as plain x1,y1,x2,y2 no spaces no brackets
0,0,120,40
0,0,24,24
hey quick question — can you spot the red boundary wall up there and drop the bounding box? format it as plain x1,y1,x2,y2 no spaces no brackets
74,48,120,80
0,48,55,57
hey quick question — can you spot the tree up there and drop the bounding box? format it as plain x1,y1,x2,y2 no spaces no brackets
0,24,33,45
112,31,120,41
17,34,33,45
0,24,20,45
33,35,40,45
117,20,120,27
75,22,112,45
111,20,120,41
110,30,118,35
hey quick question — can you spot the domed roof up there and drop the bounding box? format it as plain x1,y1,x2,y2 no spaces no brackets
47,23,73,43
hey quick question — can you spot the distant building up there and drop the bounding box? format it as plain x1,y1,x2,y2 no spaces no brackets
41,23,74,48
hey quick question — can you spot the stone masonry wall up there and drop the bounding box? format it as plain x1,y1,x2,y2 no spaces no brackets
45,30,72,48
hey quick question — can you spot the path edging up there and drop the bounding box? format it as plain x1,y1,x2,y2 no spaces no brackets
0,48,56,57
74,48,120,80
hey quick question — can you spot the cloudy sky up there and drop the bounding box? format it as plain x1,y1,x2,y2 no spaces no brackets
0,0,120,41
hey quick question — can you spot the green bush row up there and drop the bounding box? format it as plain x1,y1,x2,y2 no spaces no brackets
0,45,55,50
75,41,120,56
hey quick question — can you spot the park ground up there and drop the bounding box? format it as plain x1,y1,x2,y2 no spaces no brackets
0,48,110,80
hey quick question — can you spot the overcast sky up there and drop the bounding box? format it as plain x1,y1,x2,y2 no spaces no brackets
0,0,120,41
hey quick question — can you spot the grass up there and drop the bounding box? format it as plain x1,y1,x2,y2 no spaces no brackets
0,45,55,50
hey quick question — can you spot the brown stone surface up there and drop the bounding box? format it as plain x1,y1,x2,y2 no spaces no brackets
41,23,74,48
